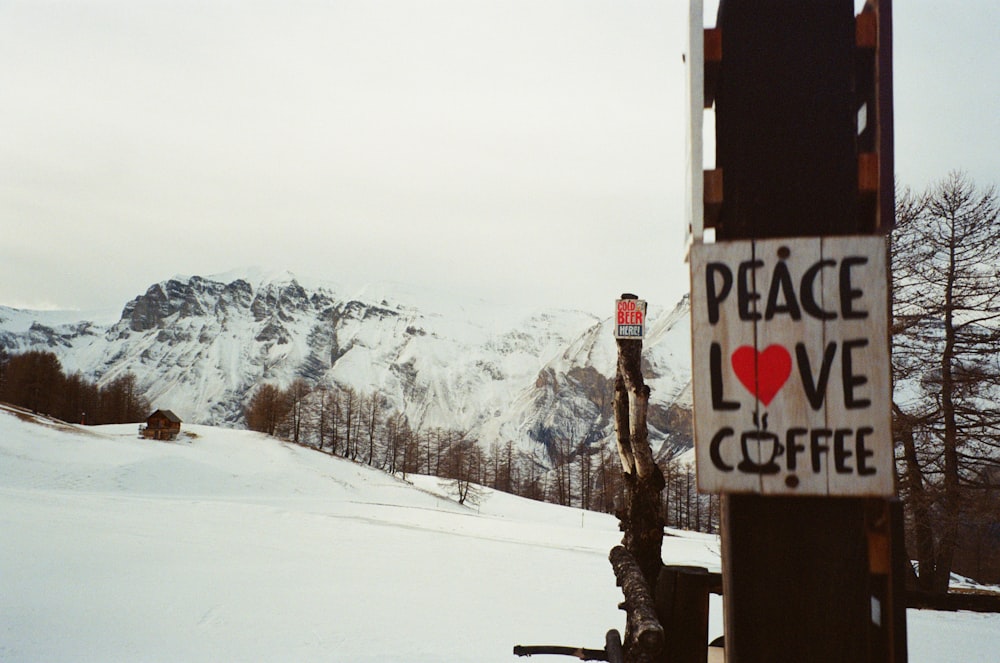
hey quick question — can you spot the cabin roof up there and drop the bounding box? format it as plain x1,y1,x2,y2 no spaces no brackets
148,409,182,423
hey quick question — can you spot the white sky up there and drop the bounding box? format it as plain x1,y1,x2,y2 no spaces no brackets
2,1,998,314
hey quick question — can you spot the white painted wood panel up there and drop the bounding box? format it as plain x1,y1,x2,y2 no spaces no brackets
690,236,894,497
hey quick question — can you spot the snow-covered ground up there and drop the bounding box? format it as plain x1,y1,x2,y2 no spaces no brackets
1,406,997,662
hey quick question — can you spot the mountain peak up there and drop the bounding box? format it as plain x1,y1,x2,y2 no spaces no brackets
0,272,693,460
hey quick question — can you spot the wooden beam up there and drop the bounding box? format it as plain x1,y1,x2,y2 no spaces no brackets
859,151,879,194
704,28,722,108
703,169,723,228
856,8,877,48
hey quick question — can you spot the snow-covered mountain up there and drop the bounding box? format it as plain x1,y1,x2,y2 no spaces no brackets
0,270,693,460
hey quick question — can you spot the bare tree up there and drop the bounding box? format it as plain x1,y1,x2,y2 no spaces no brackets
2,350,63,416
550,435,574,507
382,411,411,474
310,385,333,451
0,351,159,425
892,172,1000,591
364,393,387,466
595,447,623,514
576,446,594,510
499,440,516,494
0,346,8,395
327,386,344,456
286,378,312,444
339,386,360,460
440,431,484,506
400,425,423,478
245,383,291,437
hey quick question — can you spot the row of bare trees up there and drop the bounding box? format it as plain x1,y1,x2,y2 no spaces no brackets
0,348,149,425
547,436,719,532
244,378,721,529
245,379,552,505
246,380,412,467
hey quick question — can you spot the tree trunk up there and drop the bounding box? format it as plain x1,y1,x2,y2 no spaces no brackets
610,546,665,662
896,407,936,592
614,335,665,589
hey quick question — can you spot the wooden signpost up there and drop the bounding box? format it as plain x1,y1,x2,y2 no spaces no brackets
687,1,905,661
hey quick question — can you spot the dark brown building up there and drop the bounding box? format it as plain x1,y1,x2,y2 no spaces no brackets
141,409,181,440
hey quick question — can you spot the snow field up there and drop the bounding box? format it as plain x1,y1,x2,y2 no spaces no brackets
1,407,997,662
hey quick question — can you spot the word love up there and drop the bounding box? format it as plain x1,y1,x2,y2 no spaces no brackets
710,341,870,411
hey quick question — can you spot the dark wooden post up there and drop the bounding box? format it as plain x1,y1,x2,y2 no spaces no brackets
706,1,904,662
655,565,713,663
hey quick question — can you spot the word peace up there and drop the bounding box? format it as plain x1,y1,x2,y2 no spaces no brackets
704,256,869,325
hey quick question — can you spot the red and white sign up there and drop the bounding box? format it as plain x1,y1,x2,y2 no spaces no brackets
615,299,647,339
689,236,894,496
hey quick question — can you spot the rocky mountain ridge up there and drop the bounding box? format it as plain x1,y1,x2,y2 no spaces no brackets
0,271,693,461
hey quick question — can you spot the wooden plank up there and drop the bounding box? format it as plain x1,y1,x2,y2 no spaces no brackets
856,7,877,48
690,239,762,494
876,0,895,232
656,566,713,663
859,152,879,194
704,27,722,108
821,236,894,496
715,0,857,237
704,28,723,63
723,495,871,661
686,0,706,245
703,169,723,228
755,237,829,496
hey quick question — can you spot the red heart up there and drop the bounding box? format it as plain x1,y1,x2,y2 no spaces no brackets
731,345,792,406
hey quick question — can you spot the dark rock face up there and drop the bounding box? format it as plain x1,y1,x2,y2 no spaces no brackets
122,284,169,332
122,278,228,331
221,279,253,310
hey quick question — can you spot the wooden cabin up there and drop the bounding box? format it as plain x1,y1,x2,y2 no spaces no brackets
141,409,182,440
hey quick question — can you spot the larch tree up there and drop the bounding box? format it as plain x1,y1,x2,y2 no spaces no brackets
245,383,292,437
100,373,149,423
891,172,1000,592
285,378,312,444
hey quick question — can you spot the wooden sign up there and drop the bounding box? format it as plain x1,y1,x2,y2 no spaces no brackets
615,299,647,339
689,236,893,496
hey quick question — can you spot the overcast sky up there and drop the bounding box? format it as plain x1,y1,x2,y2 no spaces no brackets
2,1,998,316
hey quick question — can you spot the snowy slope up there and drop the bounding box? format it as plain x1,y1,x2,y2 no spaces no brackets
0,271,694,460
0,405,997,662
